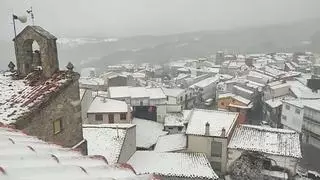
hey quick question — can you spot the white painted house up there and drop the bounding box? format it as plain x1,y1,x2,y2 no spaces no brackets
87,97,132,124
108,86,167,122
186,109,239,174
83,124,136,164
281,99,304,133
190,76,219,101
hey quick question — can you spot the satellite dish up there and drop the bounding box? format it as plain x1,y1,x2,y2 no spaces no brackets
17,16,27,23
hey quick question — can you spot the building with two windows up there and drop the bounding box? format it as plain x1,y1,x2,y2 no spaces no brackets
87,97,132,124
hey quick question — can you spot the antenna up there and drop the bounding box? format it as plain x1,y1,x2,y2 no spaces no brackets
26,7,34,25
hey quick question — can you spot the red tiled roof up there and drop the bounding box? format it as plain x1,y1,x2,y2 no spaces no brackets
0,71,74,125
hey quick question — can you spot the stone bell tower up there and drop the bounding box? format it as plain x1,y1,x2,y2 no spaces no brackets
14,25,59,78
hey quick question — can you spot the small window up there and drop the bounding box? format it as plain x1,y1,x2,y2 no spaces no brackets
120,113,126,120
178,127,183,131
95,114,103,121
285,105,290,110
282,115,287,121
168,127,173,130
180,96,183,102
108,114,114,123
140,101,143,106
166,96,169,101
295,108,301,114
53,119,62,135
211,141,222,157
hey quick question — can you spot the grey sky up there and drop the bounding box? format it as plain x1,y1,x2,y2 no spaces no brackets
1,0,320,40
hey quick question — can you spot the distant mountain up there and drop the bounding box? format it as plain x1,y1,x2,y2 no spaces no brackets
1,18,320,72
79,18,320,72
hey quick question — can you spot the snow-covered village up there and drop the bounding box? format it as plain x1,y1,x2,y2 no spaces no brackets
1,1,320,180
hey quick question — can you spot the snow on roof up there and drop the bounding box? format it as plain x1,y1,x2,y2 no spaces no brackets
109,86,131,98
286,80,320,99
132,118,168,149
164,113,187,127
190,76,219,88
218,93,235,99
128,151,218,179
282,99,305,108
303,99,320,111
265,66,286,77
154,134,187,152
0,126,148,180
79,77,104,85
129,87,149,98
265,95,295,108
132,72,146,79
83,125,127,164
232,95,251,105
109,86,166,100
87,97,129,113
270,83,290,90
248,71,274,83
162,88,184,97
233,85,254,95
0,71,75,125
228,125,302,158
146,88,166,99
228,103,252,109
246,80,265,90
186,109,238,137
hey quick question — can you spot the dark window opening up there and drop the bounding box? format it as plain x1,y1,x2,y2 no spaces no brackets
95,114,103,121
120,113,126,120
108,114,114,123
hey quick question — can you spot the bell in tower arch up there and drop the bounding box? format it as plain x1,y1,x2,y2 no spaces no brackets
32,50,41,69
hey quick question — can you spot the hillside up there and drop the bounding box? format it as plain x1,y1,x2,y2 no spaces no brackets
1,18,320,71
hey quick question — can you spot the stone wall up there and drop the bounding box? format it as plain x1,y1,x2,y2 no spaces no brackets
14,26,59,78
16,78,85,151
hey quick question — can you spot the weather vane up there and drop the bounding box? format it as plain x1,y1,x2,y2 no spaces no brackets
26,7,34,25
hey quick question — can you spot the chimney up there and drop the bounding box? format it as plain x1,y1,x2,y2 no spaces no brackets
205,122,210,136
221,127,226,137
116,125,119,138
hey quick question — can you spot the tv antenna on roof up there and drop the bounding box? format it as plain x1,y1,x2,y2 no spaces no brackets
26,6,34,25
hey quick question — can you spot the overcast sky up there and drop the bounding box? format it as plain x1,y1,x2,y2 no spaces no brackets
1,0,320,40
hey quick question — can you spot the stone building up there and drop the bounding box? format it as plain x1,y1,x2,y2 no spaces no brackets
0,25,86,153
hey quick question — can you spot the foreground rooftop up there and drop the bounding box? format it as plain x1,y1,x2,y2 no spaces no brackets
128,151,218,179
0,126,155,180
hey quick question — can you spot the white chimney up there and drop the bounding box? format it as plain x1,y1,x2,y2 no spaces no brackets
205,122,210,136
221,127,226,137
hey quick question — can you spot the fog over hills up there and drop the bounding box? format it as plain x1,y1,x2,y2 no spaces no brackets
1,18,320,72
